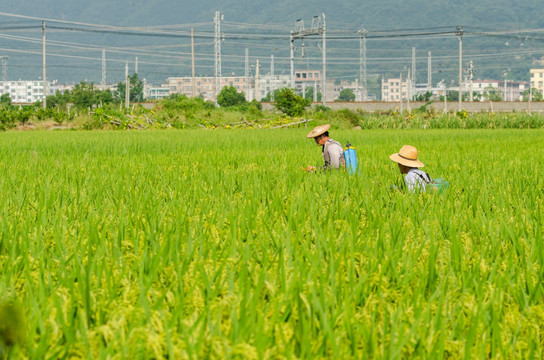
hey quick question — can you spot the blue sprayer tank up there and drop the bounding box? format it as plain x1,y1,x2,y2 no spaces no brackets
343,141,358,175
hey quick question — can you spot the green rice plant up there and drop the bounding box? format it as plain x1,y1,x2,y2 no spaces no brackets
0,128,543,358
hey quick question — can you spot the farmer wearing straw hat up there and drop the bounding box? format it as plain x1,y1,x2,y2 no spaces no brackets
390,145,432,192
305,124,344,172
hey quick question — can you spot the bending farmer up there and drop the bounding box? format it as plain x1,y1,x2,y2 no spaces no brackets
305,124,345,171
389,145,432,192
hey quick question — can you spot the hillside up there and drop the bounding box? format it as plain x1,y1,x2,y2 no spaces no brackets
0,0,541,90
4,0,541,29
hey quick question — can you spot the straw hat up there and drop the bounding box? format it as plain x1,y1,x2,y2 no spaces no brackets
389,145,424,168
306,124,331,138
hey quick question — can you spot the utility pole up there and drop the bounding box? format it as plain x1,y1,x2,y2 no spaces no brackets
125,61,129,109
411,47,416,100
457,26,463,111
135,57,138,74
255,59,260,101
214,11,223,102
407,69,411,113
245,48,250,100
42,20,46,109
427,51,432,92
399,72,403,113
468,60,474,102
443,82,447,114
290,14,326,104
1,55,8,82
191,28,196,98
270,55,275,101
529,85,532,114
359,28,368,101
101,49,106,90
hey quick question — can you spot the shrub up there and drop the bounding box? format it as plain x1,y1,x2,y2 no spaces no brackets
274,88,310,117
217,86,247,108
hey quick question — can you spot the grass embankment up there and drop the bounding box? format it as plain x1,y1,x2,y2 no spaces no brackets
4,95,544,131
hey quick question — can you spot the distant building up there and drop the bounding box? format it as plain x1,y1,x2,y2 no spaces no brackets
166,76,250,102
294,70,335,102
50,82,76,94
530,69,544,95
144,85,170,100
256,74,290,101
381,77,409,102
472,80,529,101
0,80,54,103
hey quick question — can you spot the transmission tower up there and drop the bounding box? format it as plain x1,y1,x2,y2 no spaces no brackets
457,26,463,111
359,28,368,101
101,50,106,90
468,60,474,102
290,14,326,105
0,55,8,82
214,11,223,101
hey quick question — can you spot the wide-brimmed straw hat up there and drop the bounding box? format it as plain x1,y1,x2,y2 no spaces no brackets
306,124,331,138
389,145,424,168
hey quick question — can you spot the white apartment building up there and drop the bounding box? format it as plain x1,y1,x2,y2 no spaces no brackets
530,69,544,95
0,80,53,103
144,85,170,100
381,77,410,102
256,74,290,101
472,80,529,101
166,76,250,102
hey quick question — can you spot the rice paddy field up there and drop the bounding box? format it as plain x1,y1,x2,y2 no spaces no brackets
0,127,543,359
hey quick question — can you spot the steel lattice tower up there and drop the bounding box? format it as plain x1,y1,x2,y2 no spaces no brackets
214,11,223,101
359,28,368,101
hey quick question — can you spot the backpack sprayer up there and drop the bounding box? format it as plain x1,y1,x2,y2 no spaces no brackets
343,141,358,175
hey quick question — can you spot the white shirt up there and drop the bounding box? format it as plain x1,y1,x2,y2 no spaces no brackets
322,139,344,169
405,168,430,192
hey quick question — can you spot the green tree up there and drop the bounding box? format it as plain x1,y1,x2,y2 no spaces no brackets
71,81,98,109
117,73,144,103
217,86,246,107
304,87,322,101
0,93,11,108
261,89,281,102
446,90,459,101
46,90,70,109
274,88,311,117
522,88,543,101
337,88,356,102
483,86,503,101
95,89,115,105
413,91,433,102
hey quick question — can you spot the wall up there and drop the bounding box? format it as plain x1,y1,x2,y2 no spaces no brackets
262,101,544,113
